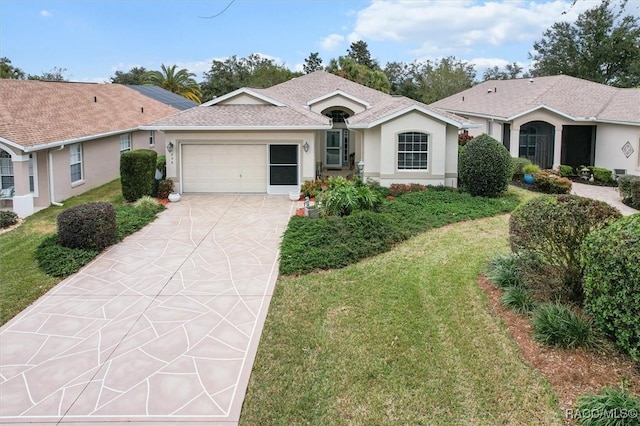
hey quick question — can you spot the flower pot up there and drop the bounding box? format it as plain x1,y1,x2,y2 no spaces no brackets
289,191,301,201
306,207,320,219
523,173,534,184
168,192,181,202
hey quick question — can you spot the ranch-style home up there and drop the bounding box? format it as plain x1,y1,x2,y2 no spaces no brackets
145,71,475,195
431,75,640,176
0,80,192,217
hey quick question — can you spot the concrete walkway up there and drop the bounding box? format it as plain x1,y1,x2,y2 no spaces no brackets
571,181,638,216
0,194,294,425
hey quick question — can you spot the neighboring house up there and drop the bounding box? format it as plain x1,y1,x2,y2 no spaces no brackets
145,71,474,195
0,80,181,217
431,75,640,176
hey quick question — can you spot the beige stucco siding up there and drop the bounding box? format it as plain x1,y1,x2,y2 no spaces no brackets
309,95,367,115
361,128,381,178
163,130,317,191
595,124,640,176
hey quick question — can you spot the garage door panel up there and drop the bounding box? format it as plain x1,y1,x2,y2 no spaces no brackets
182,144,267,193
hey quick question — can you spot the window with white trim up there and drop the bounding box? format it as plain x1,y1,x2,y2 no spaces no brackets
70,144,83,183
0,150,14,189
149,130,155,146
120,133,132,154
29,154,35,192
397,132,428,170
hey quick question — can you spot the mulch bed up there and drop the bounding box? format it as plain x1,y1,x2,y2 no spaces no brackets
478,276,640,424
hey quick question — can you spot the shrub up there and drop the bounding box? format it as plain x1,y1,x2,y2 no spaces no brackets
632,179,640,210
458,133,474,146
317,177,380,217
558,165,574,177
522,164,540,175
576,387,640,426
486,252,523,289
0,210,18,229
300,180,320,198
618,175,640,203
532,302,600,349
35,234,99,277
57,202,117,251
582,214,640,362
509,195,621,304
365,178,390,197
120,149,157,202
533,170,572,194
388,183,427,197
458,133,512,196
134,195,162,215
157,178,174,199
590,166,613,183
511,157,532,180
501,287,536,314
156,154,166,179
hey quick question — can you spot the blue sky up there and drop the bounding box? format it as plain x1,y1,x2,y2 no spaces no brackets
0,0,635,83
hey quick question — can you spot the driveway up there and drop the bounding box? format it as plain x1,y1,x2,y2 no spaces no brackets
0,194,294,425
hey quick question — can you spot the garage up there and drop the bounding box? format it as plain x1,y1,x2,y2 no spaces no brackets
182,144,267,193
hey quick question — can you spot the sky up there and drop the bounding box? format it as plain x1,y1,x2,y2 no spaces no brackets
1,0,638,83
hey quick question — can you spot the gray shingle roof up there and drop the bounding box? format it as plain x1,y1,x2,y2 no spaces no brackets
150,71,471,130
431,75,640,125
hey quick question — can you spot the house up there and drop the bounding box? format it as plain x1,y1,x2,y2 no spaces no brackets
145,71,474,195
431,75,640,176
0,80,182,217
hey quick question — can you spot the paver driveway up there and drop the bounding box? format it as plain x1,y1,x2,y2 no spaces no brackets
0,194,294,425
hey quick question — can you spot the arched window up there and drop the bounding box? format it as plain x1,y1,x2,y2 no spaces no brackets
324,109,350,123
397,132,428,170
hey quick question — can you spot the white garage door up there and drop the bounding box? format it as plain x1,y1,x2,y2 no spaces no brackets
182,144,267,193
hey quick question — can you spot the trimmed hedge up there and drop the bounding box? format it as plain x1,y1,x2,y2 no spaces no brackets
0,211,18,229
589,166,613,183
57,202,117,251
533,170,572,194
458,133,512,196
509,195,621,304
120,149,157,202
558,165,573,177
582,214,640,362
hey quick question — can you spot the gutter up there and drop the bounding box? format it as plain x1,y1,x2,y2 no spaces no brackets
20,127,139,153
140,125,332,131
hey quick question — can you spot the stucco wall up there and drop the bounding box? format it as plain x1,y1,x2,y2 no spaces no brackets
163,130,318,190
595,124,640,176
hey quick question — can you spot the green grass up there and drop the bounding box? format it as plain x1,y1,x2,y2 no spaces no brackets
280,187,521,275
242,216,562,425
0,180,126,325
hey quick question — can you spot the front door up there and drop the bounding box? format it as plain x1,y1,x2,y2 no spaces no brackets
325,130,342,168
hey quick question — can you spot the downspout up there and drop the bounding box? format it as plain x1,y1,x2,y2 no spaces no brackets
48,146,64,206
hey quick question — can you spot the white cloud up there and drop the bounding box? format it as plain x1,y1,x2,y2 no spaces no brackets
319,34,344,51
40,10,52,17
469,57,510,69
350,0,593,58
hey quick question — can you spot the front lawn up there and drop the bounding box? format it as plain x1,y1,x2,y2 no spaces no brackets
242,215,561,424
0,180,161,325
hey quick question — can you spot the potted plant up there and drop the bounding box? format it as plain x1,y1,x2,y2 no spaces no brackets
522,164,540,184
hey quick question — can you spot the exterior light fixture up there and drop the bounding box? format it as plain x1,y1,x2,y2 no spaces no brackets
303,141,310,152
167,142,174,153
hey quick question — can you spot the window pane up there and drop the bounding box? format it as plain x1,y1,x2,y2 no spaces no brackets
270,165,297,185
71,164,82,182
270,145,297,164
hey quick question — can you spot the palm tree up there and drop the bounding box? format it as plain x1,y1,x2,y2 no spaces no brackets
144,64,202,103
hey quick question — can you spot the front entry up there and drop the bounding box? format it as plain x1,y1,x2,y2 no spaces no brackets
519,121,555,169
561,125,595,169
325,129,349,169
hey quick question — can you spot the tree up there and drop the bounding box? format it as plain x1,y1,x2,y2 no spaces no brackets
28,67,68,81
326,56,390,93
110,66,148,85
482,62,527,81
200,54,300,101
144,64,202,103
303,52,323,74
530,0,640,87
0,57,25,79
347,40,379,70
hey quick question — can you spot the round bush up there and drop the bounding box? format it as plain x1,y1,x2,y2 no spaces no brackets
509,195,621,304
57,202,117,251
0,210,18,229
458,133,512,196
582,214,640,362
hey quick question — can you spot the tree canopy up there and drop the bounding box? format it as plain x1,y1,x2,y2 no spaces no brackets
143,64,202,103
303,52,323,74
530,0,640,87
200,54,300,102
346,40,379,70
27,67,68,81
326,56,390,93
110,66,149,85
0,57,25,79
482,63,528,81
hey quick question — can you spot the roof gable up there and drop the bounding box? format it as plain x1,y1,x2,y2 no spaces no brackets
306,90,370,110
202,88,285,106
